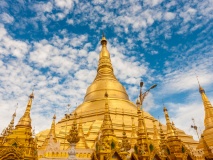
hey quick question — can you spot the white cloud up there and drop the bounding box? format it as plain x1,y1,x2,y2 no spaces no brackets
0,24,29,59
92,0,106,5
54,0,76,14
66,18,74,25
0,13,14,24
33,2,53,13
144,0,163,7
180,7,197,23
164,12,176,21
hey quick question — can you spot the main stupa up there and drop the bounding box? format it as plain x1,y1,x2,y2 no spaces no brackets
36,35,198,150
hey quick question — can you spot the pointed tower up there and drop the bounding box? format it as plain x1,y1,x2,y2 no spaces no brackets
121,110,131,152
163,107,183,160
130,115,137,149
84,35,129,102
16,92,34,129
199,85,213,130
163,107,175,137
40,114,57,149
0,92,37,160
38,114,62,159
93,92,127,160
1,109,16,136
172,121,178,136
135,99,150,159
0,109,17,145
76,115,88,149
159,123,166,147
101,92,114,137
197,83,213,157
7,110,16,135
152,119,160,149
158,123,168,159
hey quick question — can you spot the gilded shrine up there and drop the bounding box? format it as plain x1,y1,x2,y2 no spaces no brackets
0,35,213,160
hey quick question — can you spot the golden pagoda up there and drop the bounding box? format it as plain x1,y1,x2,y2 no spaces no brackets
0,34,209,159
0,108,16,139
36,35,198,154
0,92,37,160
197,84,213,159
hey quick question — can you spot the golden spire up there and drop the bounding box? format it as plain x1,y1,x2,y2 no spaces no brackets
172,121,177,136
16,92,34,129
137,105,145,136
101,92,114,136
121,112,131,152
50,114,57,140
152,119,160,140
159,123,165,141
197,81,213,129
99,34,110,59
4,107,17,135
84,35,129,101
130,115,137,148
76,115,88,149
163,107,175,137
41,114,57,149
136,99,150,159
66,112,80,144
159,122,167,154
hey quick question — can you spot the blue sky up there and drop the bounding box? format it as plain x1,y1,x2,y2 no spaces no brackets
0,0,213,140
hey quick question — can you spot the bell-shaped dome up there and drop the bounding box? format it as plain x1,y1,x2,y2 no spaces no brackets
84,35,129,102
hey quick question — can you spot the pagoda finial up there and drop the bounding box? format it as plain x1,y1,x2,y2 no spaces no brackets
196,78,213,130
84,33,129,102
92,34,115,83
163,106,175,137
196,75,205,93
100,33,107,49
16,91,34,129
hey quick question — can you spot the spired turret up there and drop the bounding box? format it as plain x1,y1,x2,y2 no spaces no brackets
197,84,213,158
36,35,198,152
84,35,129,102
0,92,37,160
